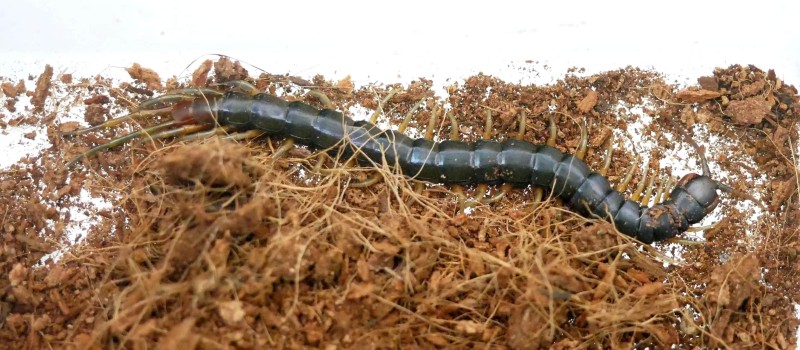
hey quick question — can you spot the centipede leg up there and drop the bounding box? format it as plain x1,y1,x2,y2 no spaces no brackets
349,91,402,188
305,90,336,177
443,110,469,210
174,125,236,142
221,129,265,142
349,173,384,188
137,124,211,144
631,161,651,202
686,222,719,232
394,99,423,133
483,110,524,205
273,139,296,159
598,134,614,177
369,89,398,124
306,90,334,109
639,169,658,206
615,155,641,193
575,118,588,161
531,114,560,203
653,173,671,205
470,111,494,207
414,101,440,196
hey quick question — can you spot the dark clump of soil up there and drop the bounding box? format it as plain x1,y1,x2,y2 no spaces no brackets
0,59,798,349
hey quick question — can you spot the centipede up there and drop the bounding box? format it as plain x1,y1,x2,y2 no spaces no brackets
63,79,724,244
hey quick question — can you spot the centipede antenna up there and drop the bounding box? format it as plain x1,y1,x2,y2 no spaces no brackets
137,94,199,110
369,89,397,124
631,161,651,201
714,180,767,210
665,237,706,246
547,115,558,147
137,124,210,144
615,155,641,193
575,119,588,160
61,107,172,136
398,99,425,133
672,124,711,177
599,134,614,177
212,80,259,95
66,120,179,167
155,88,224,99
306,90,334,109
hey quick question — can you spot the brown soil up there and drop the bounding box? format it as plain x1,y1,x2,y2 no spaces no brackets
1,58,799,349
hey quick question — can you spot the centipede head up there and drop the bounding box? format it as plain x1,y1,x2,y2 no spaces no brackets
676,173,720,214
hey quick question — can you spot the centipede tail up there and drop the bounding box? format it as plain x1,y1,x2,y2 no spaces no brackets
64,84,721,244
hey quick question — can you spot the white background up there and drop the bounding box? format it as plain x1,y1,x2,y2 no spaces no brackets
1,0,799,345
1,1,798,85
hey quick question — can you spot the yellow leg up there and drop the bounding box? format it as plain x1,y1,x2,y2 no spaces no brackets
615,155,641,193
350,173,384,188
174,125,235,142
369,89,398,124
398,99,426,133
639,168,657,206
221,129,264,142
686,222,719,232
272,139,296,159
353,89,399,187
631,161,651,202
306,90,334,109
598,135,614,177
137,124,210,144
660,175,675,203
547,115,558,147
415,101,440,195
575,119,588,160
653,174,670,204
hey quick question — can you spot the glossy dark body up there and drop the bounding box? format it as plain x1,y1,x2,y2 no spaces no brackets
195,92,718,244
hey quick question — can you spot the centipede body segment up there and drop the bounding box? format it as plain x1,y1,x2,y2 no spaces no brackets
64,83,721,244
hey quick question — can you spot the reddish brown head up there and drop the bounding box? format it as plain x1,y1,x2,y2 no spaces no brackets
676,173,719,214
171,99,218,125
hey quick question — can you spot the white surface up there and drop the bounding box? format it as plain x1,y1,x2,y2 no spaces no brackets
1,0,798,345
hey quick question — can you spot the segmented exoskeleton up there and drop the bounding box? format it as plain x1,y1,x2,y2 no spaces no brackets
64,81,721,244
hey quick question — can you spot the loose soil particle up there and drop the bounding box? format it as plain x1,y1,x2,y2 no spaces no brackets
0,60,798,349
